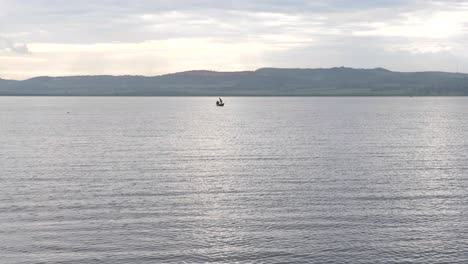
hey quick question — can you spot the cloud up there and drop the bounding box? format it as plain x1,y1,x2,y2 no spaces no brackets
1,0,468,79
353,10,468,38
0,36,30,54
387,43,453,54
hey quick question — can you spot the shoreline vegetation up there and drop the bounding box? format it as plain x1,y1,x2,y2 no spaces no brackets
2,67,468,96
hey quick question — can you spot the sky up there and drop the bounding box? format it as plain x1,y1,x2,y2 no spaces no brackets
1,0,468,80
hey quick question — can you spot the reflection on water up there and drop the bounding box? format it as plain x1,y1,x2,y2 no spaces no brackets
1,97,468,263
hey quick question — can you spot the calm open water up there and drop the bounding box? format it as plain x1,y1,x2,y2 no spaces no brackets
1,97,468,264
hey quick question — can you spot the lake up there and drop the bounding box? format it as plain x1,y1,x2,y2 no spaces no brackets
1,97,468,263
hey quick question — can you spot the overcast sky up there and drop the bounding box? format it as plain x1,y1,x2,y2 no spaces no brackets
1,0,468,79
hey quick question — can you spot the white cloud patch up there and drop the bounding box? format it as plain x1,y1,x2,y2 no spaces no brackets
353,11,468,38
388,43,453,54
0,36,29,54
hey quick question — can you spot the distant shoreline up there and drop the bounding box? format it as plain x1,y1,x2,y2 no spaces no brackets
0,94,468,98
2,67,468,96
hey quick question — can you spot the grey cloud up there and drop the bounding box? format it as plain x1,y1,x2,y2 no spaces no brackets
260,34,468,73
0,36,30,54
0,0,423,43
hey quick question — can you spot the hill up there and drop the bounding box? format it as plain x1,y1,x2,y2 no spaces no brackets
1,67,468,96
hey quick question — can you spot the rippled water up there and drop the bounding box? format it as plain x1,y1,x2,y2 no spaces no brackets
1,97,468,263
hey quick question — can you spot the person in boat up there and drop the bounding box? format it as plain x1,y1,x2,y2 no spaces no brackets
216,100,219,105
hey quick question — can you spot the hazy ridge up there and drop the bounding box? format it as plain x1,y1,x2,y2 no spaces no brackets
1,67,468,96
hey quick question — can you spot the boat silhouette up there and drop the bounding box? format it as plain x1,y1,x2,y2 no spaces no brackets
216,98,224,106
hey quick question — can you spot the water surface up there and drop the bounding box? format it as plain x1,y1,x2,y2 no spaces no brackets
1,97,468,263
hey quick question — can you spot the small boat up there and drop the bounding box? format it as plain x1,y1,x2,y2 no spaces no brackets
216,98,224,107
